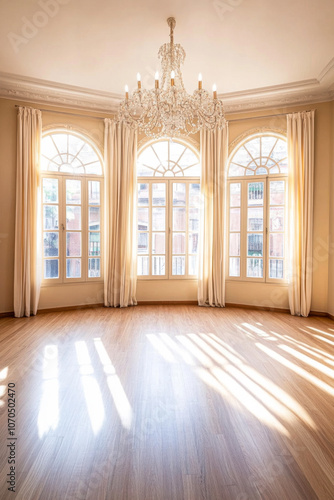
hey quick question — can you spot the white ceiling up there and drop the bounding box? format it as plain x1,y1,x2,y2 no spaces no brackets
0,0,334,112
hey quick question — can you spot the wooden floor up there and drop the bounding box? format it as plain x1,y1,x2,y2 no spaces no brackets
1,306,334,499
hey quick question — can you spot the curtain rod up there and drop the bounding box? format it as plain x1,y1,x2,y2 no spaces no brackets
228,110,315,123
14,105,315,124
14,104,110,121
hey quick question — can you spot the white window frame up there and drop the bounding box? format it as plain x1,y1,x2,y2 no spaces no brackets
227,133,288,284
137,138,200,281
41,130,104,285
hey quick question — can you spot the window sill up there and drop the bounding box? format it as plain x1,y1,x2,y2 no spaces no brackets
41,280,104,287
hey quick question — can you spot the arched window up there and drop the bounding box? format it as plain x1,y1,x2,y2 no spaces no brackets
227,133,288,281
137,139,200,279
41,130,103,283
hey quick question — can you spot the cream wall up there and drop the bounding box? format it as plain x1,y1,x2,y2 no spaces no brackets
327,100,334,316
0,97,333,313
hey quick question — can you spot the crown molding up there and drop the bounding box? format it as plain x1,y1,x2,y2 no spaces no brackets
0,61,333,117
0,72,119,114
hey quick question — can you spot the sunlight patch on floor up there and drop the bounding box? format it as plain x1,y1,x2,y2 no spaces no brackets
37,346,59,439
75,341,105,435
94,338,133,430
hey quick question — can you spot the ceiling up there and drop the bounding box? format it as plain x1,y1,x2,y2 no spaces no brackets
0,0,333,113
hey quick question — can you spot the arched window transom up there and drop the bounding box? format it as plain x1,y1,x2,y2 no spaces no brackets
228,135,288,177
137,140,200,177
41,132,102,175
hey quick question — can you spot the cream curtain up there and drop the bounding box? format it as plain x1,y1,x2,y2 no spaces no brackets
104,120,137,307
287,110,315,317
14,107,42,317
198,124,229,307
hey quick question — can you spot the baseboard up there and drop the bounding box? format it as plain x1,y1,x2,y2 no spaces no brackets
0,311,14,318
225,302,290,313
137,300,198,305
1,302,333,319
38,303,104,314
309,310,328,317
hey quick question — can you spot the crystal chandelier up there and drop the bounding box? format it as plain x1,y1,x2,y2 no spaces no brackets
118,17,226,138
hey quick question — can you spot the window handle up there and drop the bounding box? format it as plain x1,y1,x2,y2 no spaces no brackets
61,223,65,231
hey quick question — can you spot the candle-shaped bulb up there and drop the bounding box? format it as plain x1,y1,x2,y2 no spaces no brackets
198,73,203,90
137,72,141,89
125,85,129,99
212,83,217,99
155,71,159,89
171,70,175,86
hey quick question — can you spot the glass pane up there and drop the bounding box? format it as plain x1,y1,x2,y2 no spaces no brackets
89,207,100,231
229,233,240,256
138,183,149,206
230,183,241,207
137,256,149,276
43,232,59,257
270,259,284,279
269,233,284,258
189,207,200,231
44,259,58,279
270,139,287,162
88,258,100,278
229,164,245,177
261,136,277,157
138,207,149,231
169,142,185,162
230,208,240,232
244,137,261,159
152,256,165,276
189,183,200,206
188,255,198,275
247,234,263,257
173,233,185,254
270,181,285,205
152,208,165,231
173,207,186,231
89,232,100,256
152,183,166,206
173,183,186,205
172,256,185,275
231,146,252,167
66,258,81,278
138,232,148,254
247,207,263,231
88,181,100,205
188,233,199,254
270,207,284,232
66,179,81,204
66,232,81,257
247,258,263,278
43,178,58,203
43,205,58,230
248,182,264,206
66,206,81,230
152,233,165,254
229,257,240,277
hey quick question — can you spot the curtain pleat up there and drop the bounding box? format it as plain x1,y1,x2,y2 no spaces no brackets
104,120,137,307
287,110,315,317
14,106,42,317
198,125,228,307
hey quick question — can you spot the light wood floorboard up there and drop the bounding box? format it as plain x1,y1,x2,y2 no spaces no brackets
1,306,334,499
